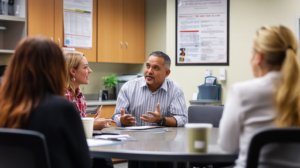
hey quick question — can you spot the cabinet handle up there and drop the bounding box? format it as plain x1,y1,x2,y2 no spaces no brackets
126,42,128,48
58,38,60,45
51,37,53,41
120,42,123,48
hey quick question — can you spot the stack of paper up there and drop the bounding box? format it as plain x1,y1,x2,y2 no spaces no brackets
115,126,163,130
86,139,123,147
115,126,169,132
95,134,137,141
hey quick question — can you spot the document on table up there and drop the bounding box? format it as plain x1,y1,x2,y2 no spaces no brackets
115,126,163,130
63,0,93,48
86,139,123,147
95,134,137,141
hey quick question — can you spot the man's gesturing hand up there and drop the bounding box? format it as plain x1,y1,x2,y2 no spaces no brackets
120,108,136,126
140,103,163,123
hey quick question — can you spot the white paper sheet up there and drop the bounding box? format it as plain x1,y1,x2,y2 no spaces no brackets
116,126,163,130
63,0,93,48
86,139,123,147
95,134,137,141
96,134,129,139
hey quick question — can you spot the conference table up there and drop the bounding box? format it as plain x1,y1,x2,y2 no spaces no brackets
89,127,238,168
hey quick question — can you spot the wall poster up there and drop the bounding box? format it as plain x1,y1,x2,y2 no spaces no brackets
176,0,229,65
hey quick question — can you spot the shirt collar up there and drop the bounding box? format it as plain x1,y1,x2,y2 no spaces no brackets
140,78,148,88
140,78,168,92
160,79,168,92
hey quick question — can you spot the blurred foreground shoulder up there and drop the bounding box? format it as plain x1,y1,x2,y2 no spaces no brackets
37,94,80,118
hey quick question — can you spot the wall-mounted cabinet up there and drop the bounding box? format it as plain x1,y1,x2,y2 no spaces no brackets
98,0,145,64
27,0,145,64
27,0,97,62
0,0,27,54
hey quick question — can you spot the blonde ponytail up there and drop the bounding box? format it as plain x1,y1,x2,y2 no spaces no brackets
274,48,300,127
254,25,300,127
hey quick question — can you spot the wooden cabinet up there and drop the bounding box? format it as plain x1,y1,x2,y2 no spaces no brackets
28,0,60,46
27,0,97,62
28,0,54,39
28,0,144,64
97,0,145,64
86,105,116,127
97,0,123,63
123,0,145,64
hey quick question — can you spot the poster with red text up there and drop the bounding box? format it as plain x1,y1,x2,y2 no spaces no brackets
176,0,229,65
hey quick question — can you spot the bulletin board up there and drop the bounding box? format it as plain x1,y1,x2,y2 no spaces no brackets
176,0,230,66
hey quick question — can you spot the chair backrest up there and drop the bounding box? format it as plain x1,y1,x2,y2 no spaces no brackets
188,105,223,127
246,128,300,168
0,128,51,168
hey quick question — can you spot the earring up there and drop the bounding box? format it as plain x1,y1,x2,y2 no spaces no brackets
73,77,75,82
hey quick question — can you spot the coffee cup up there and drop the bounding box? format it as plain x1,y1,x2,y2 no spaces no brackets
81,117,94,139
185,123,213,153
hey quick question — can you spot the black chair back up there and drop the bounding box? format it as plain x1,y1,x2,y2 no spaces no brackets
188,105,223,127
0,128,51,168
246,128,300,168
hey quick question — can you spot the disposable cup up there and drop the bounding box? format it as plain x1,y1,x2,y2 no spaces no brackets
185,123,213,153
81,117,94,139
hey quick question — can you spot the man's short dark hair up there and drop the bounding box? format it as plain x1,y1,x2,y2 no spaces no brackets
149,51,171,70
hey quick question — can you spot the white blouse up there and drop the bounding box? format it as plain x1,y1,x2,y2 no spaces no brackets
218,71,300,168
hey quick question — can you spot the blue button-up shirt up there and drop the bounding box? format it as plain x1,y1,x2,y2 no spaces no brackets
111,77,188,127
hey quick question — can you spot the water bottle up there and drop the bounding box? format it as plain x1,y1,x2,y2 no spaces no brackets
99,90,102,101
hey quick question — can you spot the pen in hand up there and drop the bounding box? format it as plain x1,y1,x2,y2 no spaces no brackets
94,105,116,128
94,105,103,118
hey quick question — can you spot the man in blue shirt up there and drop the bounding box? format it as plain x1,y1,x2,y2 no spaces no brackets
111,51,188,127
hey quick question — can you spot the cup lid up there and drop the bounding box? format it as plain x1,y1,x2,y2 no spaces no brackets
185,123,213,128
81,117,95,121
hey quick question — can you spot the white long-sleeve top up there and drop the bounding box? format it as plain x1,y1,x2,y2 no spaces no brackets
218,71,300,168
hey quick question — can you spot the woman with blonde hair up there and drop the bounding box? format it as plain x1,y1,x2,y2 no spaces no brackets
219,25,300,168
64,50,115,130
0,37,91,167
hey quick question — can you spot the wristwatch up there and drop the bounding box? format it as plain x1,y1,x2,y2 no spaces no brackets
158,116,166,126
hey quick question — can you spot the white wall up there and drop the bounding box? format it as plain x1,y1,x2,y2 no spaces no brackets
127,0,167,74
165,0,300,106
80,63,129,94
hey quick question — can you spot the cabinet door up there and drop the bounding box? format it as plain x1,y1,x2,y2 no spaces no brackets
123,0,145,64
54,0,63,48
28,0,54,39
86,105,116,127
98,0,124,63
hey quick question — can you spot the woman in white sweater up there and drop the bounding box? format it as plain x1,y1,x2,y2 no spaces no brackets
218,25,300,168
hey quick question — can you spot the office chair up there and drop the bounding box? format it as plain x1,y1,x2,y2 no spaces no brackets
0,128,51,168
246,128,300,168
188,105,230,168
188,105,223,127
